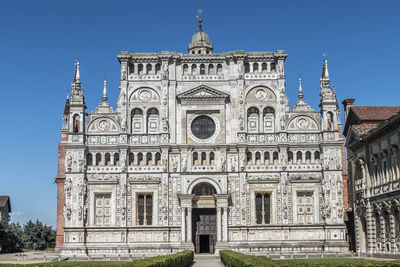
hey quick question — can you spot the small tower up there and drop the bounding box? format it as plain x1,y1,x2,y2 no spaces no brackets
188,9,213,55
319,59,339,132
69,60,86,136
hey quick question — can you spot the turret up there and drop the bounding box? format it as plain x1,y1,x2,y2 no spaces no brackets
319,59,339,132
69,60,86,136
188,9,213,55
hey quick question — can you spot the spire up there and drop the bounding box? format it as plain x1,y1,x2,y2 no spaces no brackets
102,78,107,102
74,59,80,83
298,76,303,100
321,59,329,80
63,93,70,115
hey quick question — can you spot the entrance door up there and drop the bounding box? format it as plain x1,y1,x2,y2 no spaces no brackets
193,208,216,254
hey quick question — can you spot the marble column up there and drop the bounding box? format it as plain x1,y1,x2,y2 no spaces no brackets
389,210,396,252
223,207,228,242
187,207,192,243
366,201,375,254
217,207,222,242
181,208,186,242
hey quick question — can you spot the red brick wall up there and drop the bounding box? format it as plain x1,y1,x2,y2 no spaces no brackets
55,131,68,247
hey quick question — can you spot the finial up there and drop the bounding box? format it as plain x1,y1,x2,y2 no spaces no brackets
196,9,203,31
298,75,303,100
66,91,69,100
74,59,80,83
102,77,107,102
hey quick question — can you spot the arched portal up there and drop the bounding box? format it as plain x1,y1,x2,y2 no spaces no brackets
190,182,217,254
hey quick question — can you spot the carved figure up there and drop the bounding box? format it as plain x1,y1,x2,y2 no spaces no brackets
171,156,178,172
327,112,334,131
66,153,72,172
230,156,236,172
181,154,187,172
220,154,226,172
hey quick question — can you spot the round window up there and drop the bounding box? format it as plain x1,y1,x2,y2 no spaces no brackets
191,115,216,140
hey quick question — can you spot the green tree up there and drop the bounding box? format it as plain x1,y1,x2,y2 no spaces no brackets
0,217,24,253
22,219,55,250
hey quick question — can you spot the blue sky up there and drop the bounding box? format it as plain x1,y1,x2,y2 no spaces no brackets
0,0,399,227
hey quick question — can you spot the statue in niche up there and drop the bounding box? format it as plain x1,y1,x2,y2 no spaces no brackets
120,154,126,172
220,153,226,172
162,118,169,132
240,153,246,171
327,112,334,131
73,115,80,133
181,154,187,172
161,155,168,172
66,153,72,172
230,156,236,172
278,60,284,74
171,156,178,172
78,152,84,172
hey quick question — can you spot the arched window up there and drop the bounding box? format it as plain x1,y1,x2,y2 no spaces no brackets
297,151,303,164
146,153,152,166
210,152,215,165
247,152,253,164
306,151,311,164
314,151,320,164
87,153,93,166
96,153,102,166
193,152,198,165
138,64,143,74
270,62,276,72
183,64,189,75
200,64,206,75
244,63,250,73
247,107,259,133
191,64,197,75
201,152,207,165
262,63,267,73
131,108,143,134
263,107,275,133
147,108,159,134
253,63,259,73
288,151,293,164
264,152,270,165
217,64,222,75
255,152,261,165
146,64,152,74
208,64,214,75
73,114,80,133
155,152,161,166
273,152,279,165
155,63,161,74
129,152,134,166
138,153,144,166
105,153,111,166
114,153,119,165
129,63,135,75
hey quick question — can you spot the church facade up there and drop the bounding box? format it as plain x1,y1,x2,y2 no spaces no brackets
56,19,349,257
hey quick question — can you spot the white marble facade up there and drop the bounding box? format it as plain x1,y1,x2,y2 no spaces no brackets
59,21,348,257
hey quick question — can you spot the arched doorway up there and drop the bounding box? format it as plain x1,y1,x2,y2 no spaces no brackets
191,183,217,254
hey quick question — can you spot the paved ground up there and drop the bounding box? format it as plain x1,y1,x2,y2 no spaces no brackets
192,254,224,267
0,251,60,264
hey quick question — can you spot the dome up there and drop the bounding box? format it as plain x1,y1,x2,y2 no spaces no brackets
191,30,210,46
188,25,213,54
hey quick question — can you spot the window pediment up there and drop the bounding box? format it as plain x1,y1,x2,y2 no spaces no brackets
176,85,229,104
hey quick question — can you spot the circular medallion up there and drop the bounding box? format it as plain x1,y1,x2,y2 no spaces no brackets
138,89,151,102
255,89,267,100
98,119,110,131
297,117,310,129
190,115,216,140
